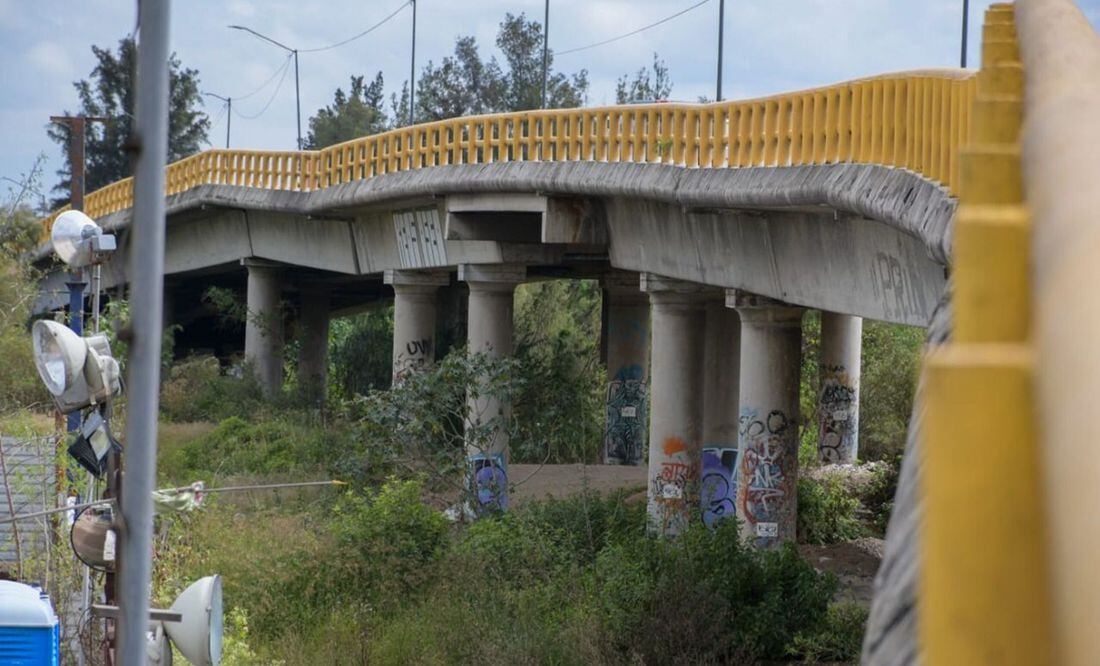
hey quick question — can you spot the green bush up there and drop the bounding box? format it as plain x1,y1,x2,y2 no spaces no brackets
160,355,266,422
860,455,902,534
789,601,869,663
797,475,864,545
178,414,350,477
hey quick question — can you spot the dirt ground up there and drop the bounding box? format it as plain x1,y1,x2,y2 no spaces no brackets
508,463,882,605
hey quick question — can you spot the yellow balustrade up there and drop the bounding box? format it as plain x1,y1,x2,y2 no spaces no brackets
38,69,977,236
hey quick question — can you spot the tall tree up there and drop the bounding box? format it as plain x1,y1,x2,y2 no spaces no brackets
48,38,209,205
306,73,389,149
616,54,673,104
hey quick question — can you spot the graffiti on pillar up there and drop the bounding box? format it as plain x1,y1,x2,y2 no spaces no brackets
394,336,434,383
738,409,796,546
604,364,647,465
468,453,508,515
818,365,859,464
700,447,738,529
869,252,922,322
648,436,698,535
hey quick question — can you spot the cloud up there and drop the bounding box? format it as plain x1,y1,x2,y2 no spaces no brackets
228,0,256,18
26,41,73,80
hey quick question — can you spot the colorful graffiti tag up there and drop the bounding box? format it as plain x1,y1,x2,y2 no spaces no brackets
700,447,738,529
737,409,796,546
648,436,698,535
604,363,647,465
818,365,859,463
468,453,508,515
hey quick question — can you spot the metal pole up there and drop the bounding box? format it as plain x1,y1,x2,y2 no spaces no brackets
716,0,725,101
226,97,232,148
960,0,970,68
409,0,416,125
293,51,301,149
541,0,549,109
117,0,170,662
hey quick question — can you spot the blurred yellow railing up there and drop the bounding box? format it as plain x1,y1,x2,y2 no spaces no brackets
39,69,977,235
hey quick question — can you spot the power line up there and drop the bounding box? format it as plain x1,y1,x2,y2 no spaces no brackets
233,55,294,120
299,1,413,53
234,52,295,101
557,0,711,56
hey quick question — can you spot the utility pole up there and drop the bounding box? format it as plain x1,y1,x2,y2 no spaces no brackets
117,0,171,662
204,92,232,148
716,0,725,101
960,0,970,68
228,25,301,148
541,0,549,109
409,0,417,125
49,115,108,431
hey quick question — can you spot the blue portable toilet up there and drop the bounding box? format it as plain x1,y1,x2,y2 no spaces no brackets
0,580,60,665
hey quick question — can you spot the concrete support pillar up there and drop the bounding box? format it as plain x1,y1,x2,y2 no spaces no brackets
818,312,862,464
297,285,331,404
700,294,741,529
243,260,283,395
601,273,650,465
641,273,707,537
459,264,525,514
385,270,450,384
731,291,804,548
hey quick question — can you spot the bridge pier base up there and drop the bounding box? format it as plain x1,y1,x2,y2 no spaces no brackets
701,295,741,529
818,312,862,464
243,260,284,395
460,264,525,515
731,292,804,548
601,273,650,466
385,270,450,384
297,285,330,404
642,273,707,537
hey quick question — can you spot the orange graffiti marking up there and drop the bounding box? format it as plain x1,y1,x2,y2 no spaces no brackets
662,436,687,455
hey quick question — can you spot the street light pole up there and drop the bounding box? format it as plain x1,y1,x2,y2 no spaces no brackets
228,25,301,148
716,0,725,101
541,0,549,109
409,0,417,125
203,92,232,148
960,0,970,68
117,0,171,662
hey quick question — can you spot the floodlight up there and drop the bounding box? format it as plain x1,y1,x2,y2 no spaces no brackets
147,622,173,665
50,210,116,267
69,505,115,572
31,319,121,414
68,409,122,477
165,575,223,666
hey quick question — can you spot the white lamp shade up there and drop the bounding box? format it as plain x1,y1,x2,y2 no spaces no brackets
50,210,101,267
31,320,87,396
166,575,223,666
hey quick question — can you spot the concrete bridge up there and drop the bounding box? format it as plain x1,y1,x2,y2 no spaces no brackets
33,0,1100,662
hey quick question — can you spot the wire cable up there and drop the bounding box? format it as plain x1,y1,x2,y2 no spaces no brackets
235,52,295,101
232,55,293,120
557,0,711,56
299,1,413,53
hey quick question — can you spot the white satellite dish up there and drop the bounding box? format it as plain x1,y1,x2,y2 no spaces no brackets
50,209,116,268
165,575,223,666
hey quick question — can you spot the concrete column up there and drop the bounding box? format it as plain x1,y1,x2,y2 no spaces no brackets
601,273,650,465
243,260,283,395
384,270,450,384
700,294,741,529
297,285,331,404
459,264,525,514
641,273,707,537
817,312,862,464
731,291,804,548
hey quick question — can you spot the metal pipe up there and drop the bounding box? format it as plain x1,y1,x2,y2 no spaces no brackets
716,0,725,101
293,50,301,148
541,0,549,109
960,0,970,68
116,0,170,662
409,0,417,125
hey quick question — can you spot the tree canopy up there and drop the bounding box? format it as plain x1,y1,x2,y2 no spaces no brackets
616,54,673,104
306,73,389,149
48,38,209,206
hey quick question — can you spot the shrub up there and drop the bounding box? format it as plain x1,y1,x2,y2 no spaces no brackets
178,415,350,477
789,601,869,663
160,355,266,422
860,455,902,534
797,475,864,545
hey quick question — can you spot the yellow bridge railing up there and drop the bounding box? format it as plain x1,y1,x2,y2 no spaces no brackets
40,69,977,234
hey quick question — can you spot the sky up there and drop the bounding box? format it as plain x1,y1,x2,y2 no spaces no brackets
2,0,1099,205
